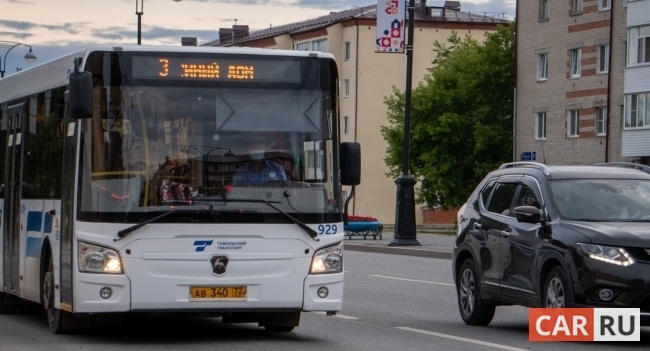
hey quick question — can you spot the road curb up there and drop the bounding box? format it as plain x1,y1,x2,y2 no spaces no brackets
343,243,452,260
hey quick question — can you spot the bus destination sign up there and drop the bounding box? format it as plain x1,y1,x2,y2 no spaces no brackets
132,56,300,83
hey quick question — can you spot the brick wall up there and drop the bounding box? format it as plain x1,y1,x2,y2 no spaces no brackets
422,207,457,228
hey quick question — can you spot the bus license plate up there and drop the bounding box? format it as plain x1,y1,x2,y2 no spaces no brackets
189,286,247,301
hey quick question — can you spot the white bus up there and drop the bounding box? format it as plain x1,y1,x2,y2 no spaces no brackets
0,46,360,333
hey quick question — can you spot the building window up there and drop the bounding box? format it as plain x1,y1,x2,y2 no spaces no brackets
296,42,309,51
343,79,350,97
535,112,546,140
539,0,549,20
568,109,580,137
295,39,328,52
570,48,581,78
597,44,609,73
312,39,327,52
596,107,607,135
538,53,548,81
344,42,350,61
343,116,349,134
625,93,650,129
598,0,610,11
628,26,650,65
571,0,582,15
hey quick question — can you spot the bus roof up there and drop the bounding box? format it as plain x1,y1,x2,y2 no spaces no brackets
0,45,335,104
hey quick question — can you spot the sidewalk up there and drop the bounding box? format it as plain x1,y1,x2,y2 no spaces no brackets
343,231,455,260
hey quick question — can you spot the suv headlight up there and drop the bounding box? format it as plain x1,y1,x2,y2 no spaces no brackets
577,243,635,266
310,242,343,274
78,242,123,273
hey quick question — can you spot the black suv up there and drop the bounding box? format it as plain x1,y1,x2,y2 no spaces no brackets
452,162,650,326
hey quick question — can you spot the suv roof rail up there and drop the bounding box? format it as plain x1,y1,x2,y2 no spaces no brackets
498,162,550,175
594,162,650,174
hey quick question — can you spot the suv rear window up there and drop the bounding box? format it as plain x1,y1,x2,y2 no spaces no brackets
486,183,518,215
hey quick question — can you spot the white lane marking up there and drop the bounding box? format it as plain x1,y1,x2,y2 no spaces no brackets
314,311,359,320
397,327,530,351
370,274,455,287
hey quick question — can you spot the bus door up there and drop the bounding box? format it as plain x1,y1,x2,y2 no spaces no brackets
2,102,26,295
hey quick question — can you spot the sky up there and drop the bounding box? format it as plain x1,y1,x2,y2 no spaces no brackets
0,0,515,77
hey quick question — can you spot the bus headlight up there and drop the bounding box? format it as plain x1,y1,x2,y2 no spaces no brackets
310,242,343,274
78,242,123,274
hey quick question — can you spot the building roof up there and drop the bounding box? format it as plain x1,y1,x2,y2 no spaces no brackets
203,2,511,47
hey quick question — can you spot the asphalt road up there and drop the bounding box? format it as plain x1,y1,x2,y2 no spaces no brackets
1,250,648,350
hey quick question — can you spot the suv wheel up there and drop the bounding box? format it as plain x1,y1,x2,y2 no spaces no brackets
457,259,495,326
542,266,573,308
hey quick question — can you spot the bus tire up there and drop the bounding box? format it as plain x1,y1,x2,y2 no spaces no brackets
43,256,67,334
0,292,18,314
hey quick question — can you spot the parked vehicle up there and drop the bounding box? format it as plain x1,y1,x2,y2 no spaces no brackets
452,162,650,326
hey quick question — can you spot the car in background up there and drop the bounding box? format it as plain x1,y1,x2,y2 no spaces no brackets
452,162,650,326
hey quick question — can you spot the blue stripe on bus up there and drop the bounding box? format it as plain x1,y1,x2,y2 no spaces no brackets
26,236,41,258
26,211,43,232
44,213,53,233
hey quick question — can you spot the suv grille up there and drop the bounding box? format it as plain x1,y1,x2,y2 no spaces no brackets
627,248,650,264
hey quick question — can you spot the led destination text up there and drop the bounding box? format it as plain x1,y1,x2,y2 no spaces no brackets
132,55,299,83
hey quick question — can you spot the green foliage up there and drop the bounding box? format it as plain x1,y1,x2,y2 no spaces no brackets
380,24,515,210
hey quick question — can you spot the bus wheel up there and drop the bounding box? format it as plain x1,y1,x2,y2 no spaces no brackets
0,292,18,314
43,256,66,334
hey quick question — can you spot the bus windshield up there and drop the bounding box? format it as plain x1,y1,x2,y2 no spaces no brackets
77,51,341,223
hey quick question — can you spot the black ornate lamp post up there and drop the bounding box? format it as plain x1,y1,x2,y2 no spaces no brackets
390,0,420,246
136,0,183,45
0,41,37,78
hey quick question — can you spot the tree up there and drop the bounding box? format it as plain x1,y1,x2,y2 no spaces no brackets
381,24,515,210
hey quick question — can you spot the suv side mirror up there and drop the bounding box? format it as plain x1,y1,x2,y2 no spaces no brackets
340,142,360,186
513,206,544,224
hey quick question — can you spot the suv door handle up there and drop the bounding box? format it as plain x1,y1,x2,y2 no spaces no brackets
473,222,482,230
501,230,511,238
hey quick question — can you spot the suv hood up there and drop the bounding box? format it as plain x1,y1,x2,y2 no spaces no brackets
563,221,650,247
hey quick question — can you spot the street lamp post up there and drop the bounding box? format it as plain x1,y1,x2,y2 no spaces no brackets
136,0,183,45
390,0,420,246
0,41,37,78
136,0,143,45
185,145,234,195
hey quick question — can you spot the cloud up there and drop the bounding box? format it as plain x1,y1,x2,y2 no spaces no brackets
459,0,516,19
0,19,40,31
0,19,89,40
293,0,368,10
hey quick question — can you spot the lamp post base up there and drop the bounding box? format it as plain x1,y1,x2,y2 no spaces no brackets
390,175,420,247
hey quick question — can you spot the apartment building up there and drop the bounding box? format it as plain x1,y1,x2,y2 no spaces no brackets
624,0,650,160
200,1,509,225
515,0,628,164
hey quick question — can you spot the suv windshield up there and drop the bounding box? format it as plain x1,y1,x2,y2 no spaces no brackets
549,179,650,221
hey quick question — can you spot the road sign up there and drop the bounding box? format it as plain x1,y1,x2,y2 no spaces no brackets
521,151,537,161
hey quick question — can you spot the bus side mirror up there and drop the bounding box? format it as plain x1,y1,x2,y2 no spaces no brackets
68,61,93,119
340,142,360,186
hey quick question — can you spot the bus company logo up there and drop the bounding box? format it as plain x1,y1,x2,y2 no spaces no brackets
210,255,229,276
529,308,640,342
193,240,213,252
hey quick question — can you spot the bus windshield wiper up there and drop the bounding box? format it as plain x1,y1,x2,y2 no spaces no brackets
115,209,177,241
191,197,319,240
